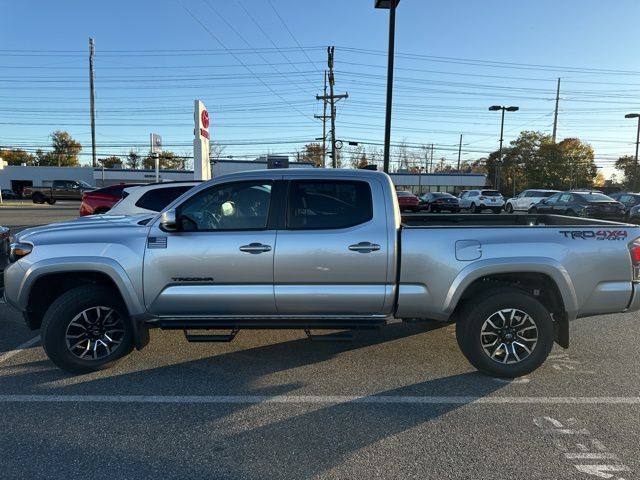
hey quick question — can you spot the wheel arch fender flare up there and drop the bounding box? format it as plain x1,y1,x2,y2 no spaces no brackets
17,257,146,317
442,257,579,319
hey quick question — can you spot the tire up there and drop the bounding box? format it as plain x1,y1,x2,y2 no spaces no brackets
455,289,554,378
566,209,576,217
47,198,56,205
471,202,481,214
529,207,538,214
505,203,514,214
42,285,134,374
32,193,44,204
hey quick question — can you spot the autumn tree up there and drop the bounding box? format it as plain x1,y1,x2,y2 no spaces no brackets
37,130,82,167
98,156,122,169
0,148,35,166
349,145,369,169
300,143,324,167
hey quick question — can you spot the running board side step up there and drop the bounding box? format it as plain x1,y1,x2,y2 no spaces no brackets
155,318,387,330
183,328,239,343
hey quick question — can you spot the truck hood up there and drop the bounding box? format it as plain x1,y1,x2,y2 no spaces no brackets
16,214,155,243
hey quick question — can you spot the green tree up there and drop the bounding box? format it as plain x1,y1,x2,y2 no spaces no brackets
125,150,141,169
98,156,122,169
0,148,35,166
487,131,597,193
142,151,184,170
300,143,324,167
38,130,82,167
614,155,638,190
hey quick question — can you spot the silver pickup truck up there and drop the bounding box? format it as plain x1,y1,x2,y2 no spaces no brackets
4,169,640,377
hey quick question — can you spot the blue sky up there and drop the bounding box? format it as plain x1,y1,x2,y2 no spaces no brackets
2,0,640,175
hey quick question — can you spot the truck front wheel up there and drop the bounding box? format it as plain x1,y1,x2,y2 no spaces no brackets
455,289,554,378
42,285,134,374
32,193,44,204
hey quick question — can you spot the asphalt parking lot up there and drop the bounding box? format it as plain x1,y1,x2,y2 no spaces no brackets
1,204,639,479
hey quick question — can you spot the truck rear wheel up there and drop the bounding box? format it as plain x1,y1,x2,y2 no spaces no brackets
42,285,134,374
47,198,56,205
455,289,554,378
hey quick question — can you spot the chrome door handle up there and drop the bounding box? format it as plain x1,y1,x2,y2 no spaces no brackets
239,243,272,254
348,242,381,253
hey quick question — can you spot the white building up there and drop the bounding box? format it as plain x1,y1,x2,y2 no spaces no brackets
0,161,486,196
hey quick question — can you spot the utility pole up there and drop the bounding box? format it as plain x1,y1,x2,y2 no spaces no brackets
552,77,561,143
457,134,462,171
89,38,97,168
430,144,434,174
314,71,329,167
316,47,348,168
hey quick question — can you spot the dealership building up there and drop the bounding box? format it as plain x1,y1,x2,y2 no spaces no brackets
0,159,486,196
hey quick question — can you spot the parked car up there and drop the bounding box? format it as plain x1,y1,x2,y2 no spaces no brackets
607,192,640,220
79,183,144,216
1,189,20,200
0,225,9,294
419,192,460,212
528,191,625,220
23,180,95,204
459,189,504,213
6,169,640,378
504,189,560,213
396,190,419,212
107,181,199,216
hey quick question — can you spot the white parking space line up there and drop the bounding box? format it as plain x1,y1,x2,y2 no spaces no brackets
0,336,40,364
0,394,639,404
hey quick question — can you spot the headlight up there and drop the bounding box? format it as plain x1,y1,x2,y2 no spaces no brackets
9,242,33,262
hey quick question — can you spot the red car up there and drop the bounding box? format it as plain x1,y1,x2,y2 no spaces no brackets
79,183,143,216
396,190,420,212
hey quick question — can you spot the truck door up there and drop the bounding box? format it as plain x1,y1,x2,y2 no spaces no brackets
274,178,389,315
143,180,277,316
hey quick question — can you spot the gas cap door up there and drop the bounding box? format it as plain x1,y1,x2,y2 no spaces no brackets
455,240,482,261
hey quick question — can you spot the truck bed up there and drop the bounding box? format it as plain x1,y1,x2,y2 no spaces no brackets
401,213,631,228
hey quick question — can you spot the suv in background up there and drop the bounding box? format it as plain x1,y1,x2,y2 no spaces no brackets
529,191,625,220
459,189,504,213
79,183,143,216
107,181,199,216
504,189,560,213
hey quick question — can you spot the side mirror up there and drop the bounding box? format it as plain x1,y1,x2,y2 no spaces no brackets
160,209,178,232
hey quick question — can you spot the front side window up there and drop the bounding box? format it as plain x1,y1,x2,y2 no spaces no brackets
179,181,272,231
288,180,372,230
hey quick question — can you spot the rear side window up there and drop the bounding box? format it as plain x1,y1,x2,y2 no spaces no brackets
287,180,372,230
135,186,193,212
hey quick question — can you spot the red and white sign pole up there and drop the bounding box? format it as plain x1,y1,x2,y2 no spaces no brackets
194,100,211,180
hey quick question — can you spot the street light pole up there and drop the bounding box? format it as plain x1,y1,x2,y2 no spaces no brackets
489,105,519,192
375,0,400,174
626,113,640,191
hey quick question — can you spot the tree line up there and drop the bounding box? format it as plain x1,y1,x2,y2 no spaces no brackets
0,130,191,170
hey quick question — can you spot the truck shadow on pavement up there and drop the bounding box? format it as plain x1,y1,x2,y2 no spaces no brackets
1,322,507,479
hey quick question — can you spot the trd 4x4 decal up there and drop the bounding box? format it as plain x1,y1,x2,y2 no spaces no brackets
559,230,628,240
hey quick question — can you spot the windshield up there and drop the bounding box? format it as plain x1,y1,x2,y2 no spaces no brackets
77,180,92,188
